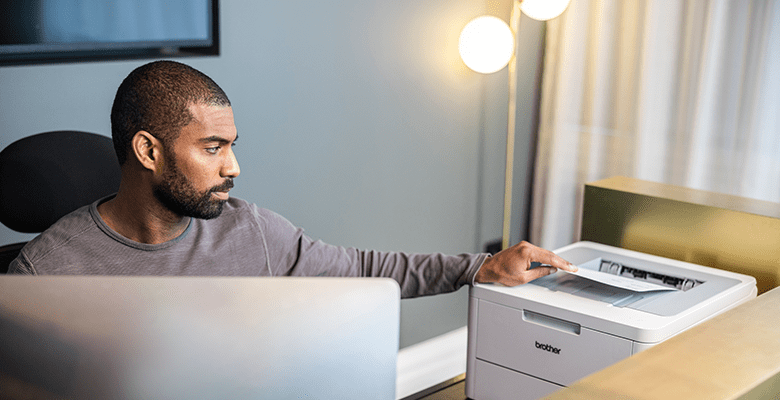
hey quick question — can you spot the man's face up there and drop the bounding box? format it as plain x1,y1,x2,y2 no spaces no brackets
153,104,240,219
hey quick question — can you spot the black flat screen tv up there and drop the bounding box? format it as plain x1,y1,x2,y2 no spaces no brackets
0,0,219,66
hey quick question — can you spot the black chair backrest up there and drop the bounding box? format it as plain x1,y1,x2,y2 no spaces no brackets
0,131,121,234
0,131,121,273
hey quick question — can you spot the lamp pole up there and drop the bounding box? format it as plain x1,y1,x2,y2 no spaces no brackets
502,0,522,250
460,0,570,251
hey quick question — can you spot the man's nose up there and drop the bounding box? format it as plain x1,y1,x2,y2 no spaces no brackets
222,147,240,178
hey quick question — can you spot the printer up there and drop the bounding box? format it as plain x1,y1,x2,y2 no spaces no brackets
465,241,757,400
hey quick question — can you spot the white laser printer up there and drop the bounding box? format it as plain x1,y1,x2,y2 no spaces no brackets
465,241,757,400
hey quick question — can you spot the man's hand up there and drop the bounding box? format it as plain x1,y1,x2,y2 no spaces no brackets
475,241,577,286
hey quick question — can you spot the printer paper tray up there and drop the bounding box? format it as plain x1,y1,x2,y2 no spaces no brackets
472,359,563,400
476,299,633,386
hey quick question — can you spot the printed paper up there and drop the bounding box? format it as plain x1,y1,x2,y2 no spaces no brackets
564,258,678,292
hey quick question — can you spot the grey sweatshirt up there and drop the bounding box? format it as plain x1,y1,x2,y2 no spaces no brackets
9,196,487,298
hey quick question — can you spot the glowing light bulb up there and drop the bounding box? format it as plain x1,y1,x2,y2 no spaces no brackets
520,0,571,21
458,16,514,74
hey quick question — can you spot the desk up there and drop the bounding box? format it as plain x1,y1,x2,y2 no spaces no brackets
402,375,466,400
396,327,468,399
394,326,467,400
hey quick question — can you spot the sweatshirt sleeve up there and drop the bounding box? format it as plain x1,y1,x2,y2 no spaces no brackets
7,254,35,275
251,204,488,298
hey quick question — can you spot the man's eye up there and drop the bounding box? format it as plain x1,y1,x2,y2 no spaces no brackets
206,146,220,154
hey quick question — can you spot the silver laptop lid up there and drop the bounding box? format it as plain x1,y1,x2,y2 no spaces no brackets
0,276,400,399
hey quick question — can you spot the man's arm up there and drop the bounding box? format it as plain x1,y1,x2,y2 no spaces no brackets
475,241,577,286
249,204,575,294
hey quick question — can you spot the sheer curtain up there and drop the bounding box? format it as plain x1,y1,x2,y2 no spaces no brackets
530,0,780,250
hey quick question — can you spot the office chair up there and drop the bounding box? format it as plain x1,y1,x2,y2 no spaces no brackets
0,131,121,273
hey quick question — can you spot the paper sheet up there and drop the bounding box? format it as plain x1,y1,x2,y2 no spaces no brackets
563,258,678,292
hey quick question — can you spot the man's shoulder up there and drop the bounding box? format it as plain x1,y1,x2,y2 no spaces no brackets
216,197,302,243
221,196,253,214
11,205,97,272
220,197,293,226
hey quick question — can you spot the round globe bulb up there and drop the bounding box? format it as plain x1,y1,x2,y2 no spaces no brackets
520,0,572,21
458,16,514,74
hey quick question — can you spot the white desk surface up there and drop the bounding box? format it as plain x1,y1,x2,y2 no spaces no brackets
396,326,467,399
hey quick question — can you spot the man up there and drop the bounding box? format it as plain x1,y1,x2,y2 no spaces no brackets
8,61,576,298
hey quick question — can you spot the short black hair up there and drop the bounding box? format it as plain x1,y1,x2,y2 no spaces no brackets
110,60,231,165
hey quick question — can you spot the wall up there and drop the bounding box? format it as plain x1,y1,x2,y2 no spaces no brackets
0,0,544,348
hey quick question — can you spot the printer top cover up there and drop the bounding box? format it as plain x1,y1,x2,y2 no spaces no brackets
472,241,757,343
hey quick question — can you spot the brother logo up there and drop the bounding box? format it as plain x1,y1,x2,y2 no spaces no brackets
535,341,561,355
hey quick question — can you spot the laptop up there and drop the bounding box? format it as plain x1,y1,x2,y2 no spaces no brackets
0,275,400,399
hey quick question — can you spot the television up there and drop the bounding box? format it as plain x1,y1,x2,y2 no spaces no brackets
0,0,219,66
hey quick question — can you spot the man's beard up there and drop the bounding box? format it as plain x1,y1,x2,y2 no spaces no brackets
153,155,234,220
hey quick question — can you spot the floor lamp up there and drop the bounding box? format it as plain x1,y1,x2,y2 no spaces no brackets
459,0,571,250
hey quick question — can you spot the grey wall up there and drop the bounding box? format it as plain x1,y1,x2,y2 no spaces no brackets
0,0,544,348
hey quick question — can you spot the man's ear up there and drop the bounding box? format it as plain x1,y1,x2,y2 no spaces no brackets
131,131,164,174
